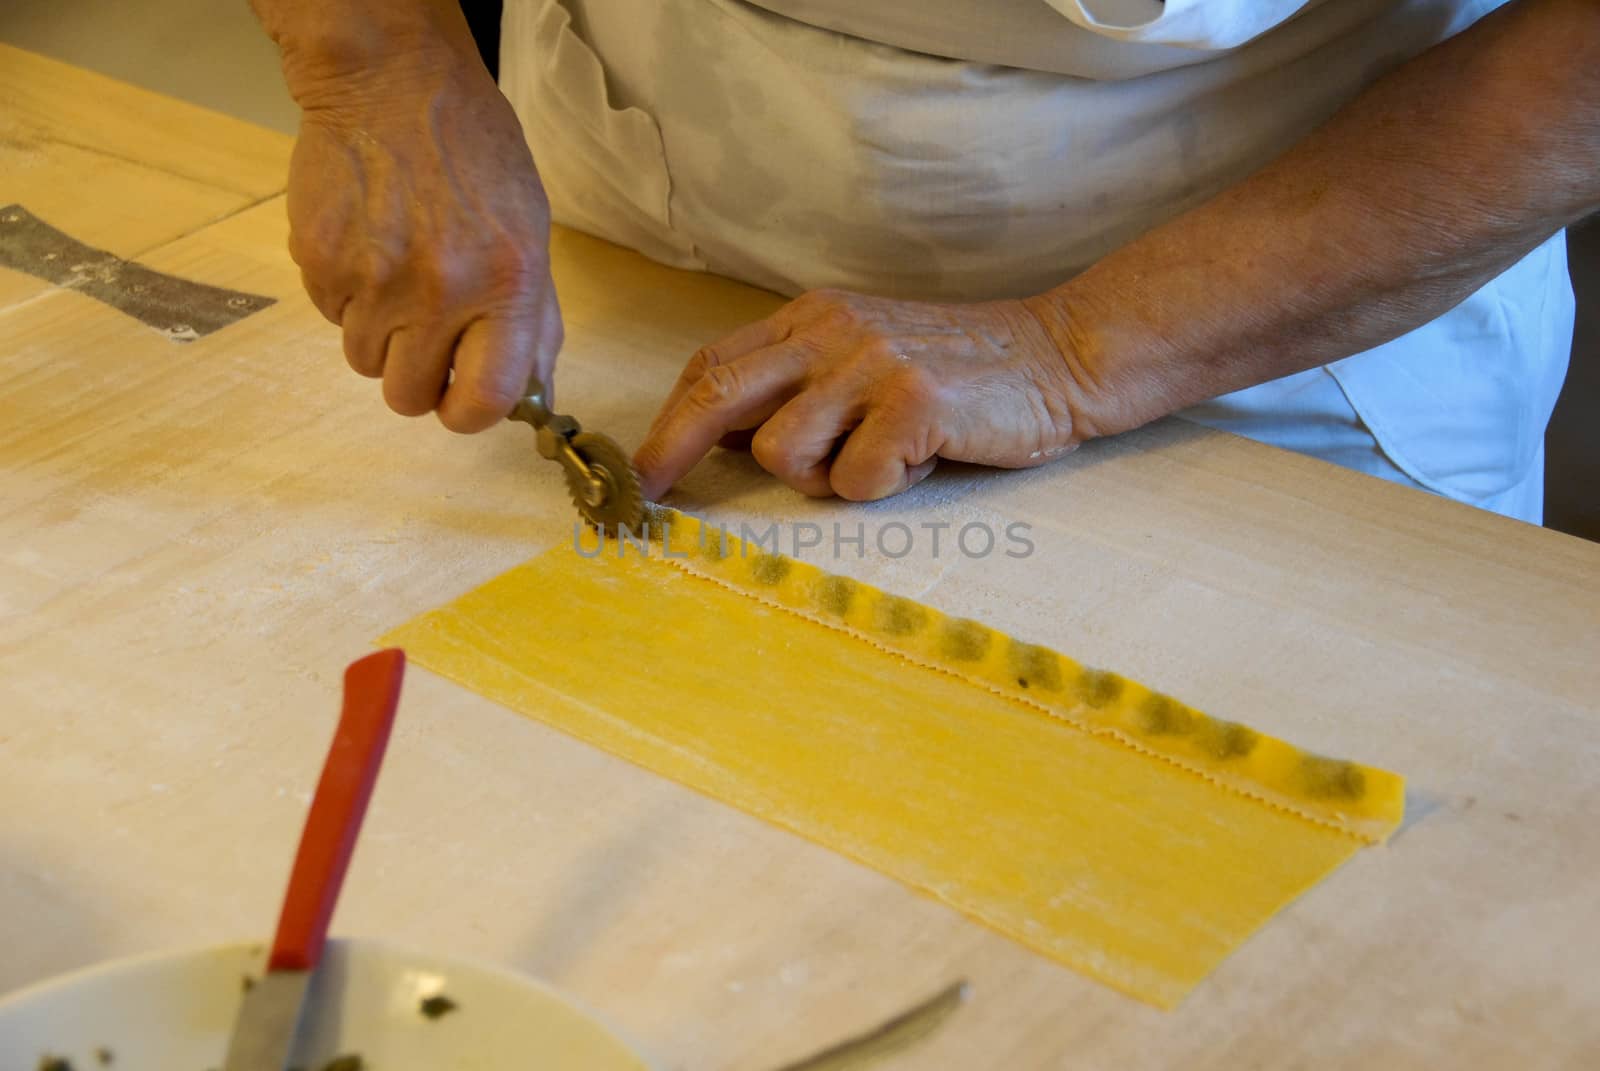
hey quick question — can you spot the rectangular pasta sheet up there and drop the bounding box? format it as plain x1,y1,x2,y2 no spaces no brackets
382,511,1402,1007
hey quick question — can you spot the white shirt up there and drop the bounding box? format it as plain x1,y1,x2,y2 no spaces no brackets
743,0,1373,75
500,0,1573,522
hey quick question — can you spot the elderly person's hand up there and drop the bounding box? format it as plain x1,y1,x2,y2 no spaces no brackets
263,1,563,432
633,288,1093,501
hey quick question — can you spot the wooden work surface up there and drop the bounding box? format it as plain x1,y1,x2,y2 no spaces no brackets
2,45,1598,1069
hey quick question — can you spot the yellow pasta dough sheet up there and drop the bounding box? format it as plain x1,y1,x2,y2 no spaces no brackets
382,509,1403,1008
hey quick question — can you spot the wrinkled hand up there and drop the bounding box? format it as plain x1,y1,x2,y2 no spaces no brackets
633,289,1088,501
287,55,561,430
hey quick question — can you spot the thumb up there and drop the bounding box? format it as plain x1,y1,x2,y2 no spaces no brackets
437,277,564,432
529,283,564,409
437,312,537,433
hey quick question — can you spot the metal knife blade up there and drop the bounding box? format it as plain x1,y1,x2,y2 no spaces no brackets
223,969,312,1071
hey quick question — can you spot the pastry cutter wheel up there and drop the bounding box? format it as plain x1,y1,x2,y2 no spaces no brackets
509,378,644,533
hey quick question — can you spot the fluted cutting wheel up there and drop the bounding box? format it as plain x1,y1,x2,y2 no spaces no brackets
566,431,645,534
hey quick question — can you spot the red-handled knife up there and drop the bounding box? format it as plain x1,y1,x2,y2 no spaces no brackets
223,648,407,1071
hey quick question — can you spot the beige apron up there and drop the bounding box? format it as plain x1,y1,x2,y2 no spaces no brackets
499,0,1572,523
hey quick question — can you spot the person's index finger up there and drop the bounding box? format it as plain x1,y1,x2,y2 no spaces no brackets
634,344,807,500
650,316,791,437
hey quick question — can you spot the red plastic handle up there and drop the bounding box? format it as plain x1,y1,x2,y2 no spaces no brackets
268,648,406,972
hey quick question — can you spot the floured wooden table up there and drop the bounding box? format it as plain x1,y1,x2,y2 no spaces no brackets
2,45,1597,1069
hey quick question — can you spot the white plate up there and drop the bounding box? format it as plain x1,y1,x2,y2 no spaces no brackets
0,938,652,1070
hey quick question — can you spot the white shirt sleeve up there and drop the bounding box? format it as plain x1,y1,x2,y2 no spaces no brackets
1043,0,1326,50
